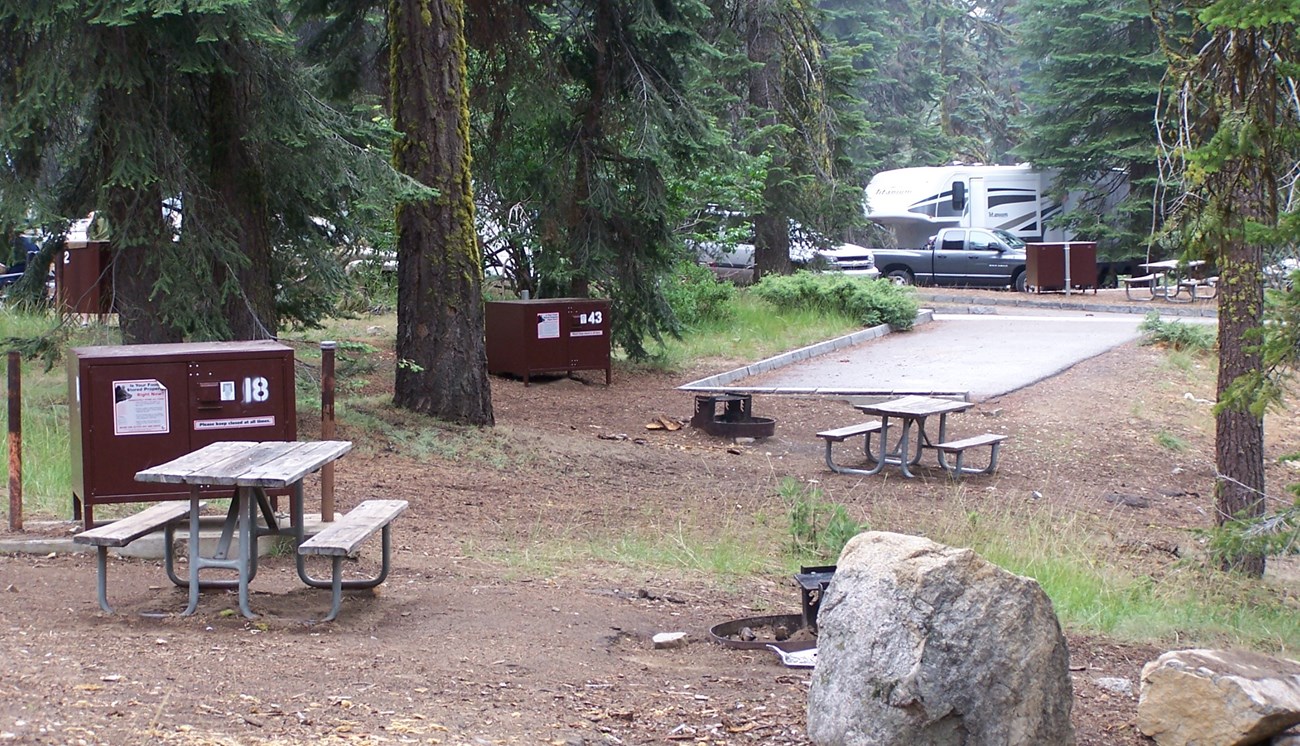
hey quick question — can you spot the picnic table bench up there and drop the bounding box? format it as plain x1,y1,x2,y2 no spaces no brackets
298,499,409,622
74,501,204,613
816,421,883,474
933,433,1007,476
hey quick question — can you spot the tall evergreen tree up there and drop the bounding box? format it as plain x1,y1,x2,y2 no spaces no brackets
1158,0,1300,576
389,0,494,425
1016,0,1174,259
468,1,716,360
0,1,399,342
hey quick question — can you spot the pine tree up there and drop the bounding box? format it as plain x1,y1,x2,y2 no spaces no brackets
1159,0,1300,576
0,1,401,342
1016,0,1176,259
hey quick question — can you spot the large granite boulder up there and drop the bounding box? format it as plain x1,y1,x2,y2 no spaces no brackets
1138,649,1300,745
807,531,1075,746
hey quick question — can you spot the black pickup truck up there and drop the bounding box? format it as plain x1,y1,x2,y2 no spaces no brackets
872,227,1029,292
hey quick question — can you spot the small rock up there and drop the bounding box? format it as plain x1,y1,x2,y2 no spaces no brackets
733,437,755,445
1104,492,1151,509
739,626,756,642
5,584,16,593
981,408,1003,417
1095,677,1134,697
652,632,689,650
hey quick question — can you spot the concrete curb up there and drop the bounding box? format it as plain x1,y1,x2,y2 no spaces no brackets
1,515,329,558
918,291,1219,318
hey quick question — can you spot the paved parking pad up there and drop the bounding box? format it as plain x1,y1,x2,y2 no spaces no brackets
723,311,1214,401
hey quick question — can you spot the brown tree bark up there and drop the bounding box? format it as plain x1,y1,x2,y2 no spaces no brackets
208,68,278,340
389,0,494,425
746,0,793,282
97,27,181,346
1206,27,1270,576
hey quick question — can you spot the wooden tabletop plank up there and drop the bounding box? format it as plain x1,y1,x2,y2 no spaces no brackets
134,441,263,484
236,441,353,486
135,440,353,487
855,395,972,418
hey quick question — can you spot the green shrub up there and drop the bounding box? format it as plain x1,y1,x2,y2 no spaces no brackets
751,271,918,330
780,477,866,560
662,261,736,328
1138,311,1216,351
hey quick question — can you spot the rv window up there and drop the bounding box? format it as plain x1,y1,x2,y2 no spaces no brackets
951,181,966,211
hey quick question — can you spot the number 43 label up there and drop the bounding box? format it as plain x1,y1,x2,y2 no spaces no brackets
578,311,603,325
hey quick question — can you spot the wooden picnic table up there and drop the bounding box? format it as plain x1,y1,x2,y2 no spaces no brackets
850,395,974,478
135,440,353,619
1134,260,1217,302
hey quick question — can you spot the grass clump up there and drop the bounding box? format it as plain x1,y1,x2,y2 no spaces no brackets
911,499,1300,652
750,271,919,330
1155,429,1191,452
662,261,736,328
781,477,865,562
640,293,863,372
1139,311,1216,351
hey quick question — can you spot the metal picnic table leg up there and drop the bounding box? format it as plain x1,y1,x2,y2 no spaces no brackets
236,487,257,619
183,487,202,616
935,413,954,471
895,419,917,478
94,547,113,614
168,489,258,591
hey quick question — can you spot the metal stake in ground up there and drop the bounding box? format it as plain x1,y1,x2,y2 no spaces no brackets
8,350,21,531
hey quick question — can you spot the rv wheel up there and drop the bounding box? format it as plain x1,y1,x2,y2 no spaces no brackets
886,269,914,286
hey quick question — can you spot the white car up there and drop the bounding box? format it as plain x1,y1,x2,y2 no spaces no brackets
814,242,881,279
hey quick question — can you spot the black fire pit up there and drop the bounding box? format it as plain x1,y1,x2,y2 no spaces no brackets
690,393,775,439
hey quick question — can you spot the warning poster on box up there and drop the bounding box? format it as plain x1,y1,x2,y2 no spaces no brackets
112,379,170,436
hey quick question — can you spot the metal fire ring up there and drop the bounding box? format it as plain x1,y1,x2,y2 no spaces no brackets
708,613,814,653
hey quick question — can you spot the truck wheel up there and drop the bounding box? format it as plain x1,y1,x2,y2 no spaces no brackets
1013,271,1028,293
886,269,914,286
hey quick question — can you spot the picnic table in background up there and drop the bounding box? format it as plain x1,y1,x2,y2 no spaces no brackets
1124,259,1217,302
817,395,1008,478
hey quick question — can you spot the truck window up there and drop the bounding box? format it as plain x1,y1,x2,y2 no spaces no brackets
940,233,964,251
968,231,992,251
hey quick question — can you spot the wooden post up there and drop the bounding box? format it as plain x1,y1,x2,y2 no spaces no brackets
320,341,336,523
8,350,21,532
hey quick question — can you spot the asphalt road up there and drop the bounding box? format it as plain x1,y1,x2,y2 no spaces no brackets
732,308,1216,401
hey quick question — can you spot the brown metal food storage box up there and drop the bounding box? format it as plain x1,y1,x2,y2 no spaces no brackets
68,340,297,528
485,299,611,386
1026,242,1098,293
56,240,113,315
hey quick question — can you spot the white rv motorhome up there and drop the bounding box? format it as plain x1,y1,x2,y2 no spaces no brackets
864,164,1070,248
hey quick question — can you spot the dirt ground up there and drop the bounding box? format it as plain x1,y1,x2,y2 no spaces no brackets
2,289,1299,745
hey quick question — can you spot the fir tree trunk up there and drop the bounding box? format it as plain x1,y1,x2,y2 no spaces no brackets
746,1,792,281
96,29,180,346
390,0,494,425
1207,27,1270,577
209,69,277,340
107,189,181,346
1211,170,1268,577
